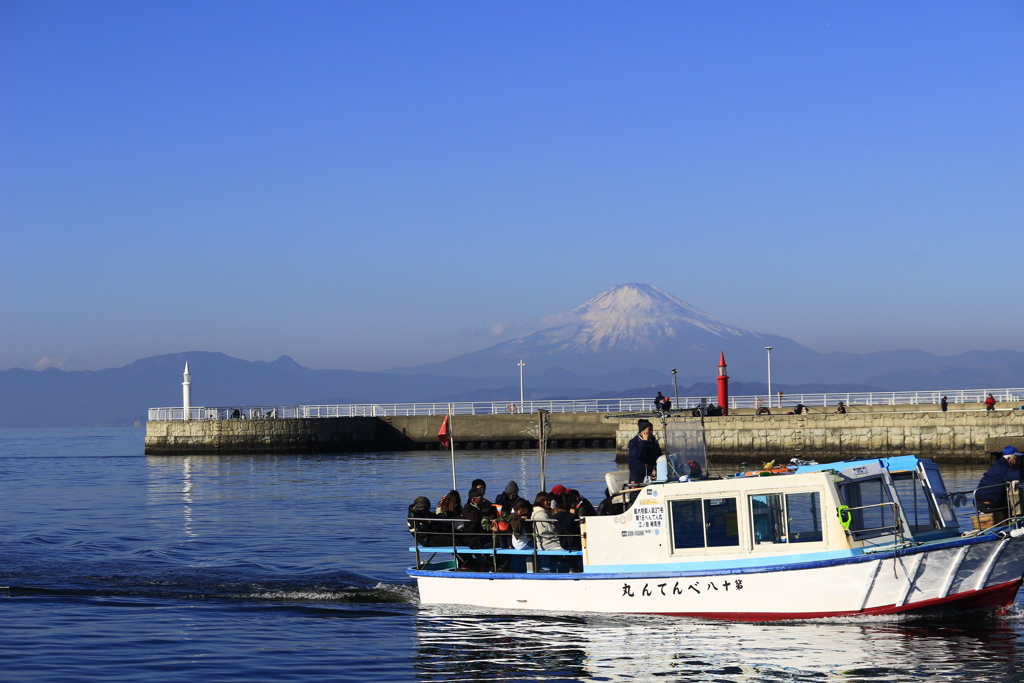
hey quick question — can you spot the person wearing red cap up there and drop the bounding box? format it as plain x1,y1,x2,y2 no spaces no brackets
550,484,567,510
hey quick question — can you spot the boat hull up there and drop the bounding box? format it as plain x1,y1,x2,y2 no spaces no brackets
410,533,1024,621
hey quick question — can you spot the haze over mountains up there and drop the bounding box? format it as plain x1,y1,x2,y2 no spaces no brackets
3,283,1021,427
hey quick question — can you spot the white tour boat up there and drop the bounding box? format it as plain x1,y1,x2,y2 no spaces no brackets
408,452,1024,621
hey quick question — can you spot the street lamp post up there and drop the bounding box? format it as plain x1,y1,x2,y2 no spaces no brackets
671,368,679,408
518,360,525,408
765,347,773,408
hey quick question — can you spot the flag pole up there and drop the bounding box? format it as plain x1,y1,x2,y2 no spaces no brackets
448,403,457,491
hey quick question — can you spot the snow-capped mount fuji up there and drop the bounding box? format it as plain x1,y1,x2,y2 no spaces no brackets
399,283,813,383
524,284,754,353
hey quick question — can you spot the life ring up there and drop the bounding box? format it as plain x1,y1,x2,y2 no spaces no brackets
756,407,771,415
507,403,518,413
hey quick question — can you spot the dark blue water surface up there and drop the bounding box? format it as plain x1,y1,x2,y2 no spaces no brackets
2,427,1023,682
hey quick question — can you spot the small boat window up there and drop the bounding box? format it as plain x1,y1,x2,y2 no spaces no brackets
670,497,739,550
750,491,823,545
919,461,959,529
837,477,898,540
891,472,939,533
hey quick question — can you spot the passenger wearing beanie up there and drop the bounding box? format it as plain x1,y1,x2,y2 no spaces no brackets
407,496,447,546
976,447,1022,521
495,480,521,515
627,419,661,487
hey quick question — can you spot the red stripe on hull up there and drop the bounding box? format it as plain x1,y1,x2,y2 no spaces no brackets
651,579,1023,622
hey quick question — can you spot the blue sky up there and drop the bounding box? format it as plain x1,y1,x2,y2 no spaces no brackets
2,1,1022,372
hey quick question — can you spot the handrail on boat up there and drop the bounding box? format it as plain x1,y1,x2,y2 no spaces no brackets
835,501,905,539
966,481,1023,529
407,516,583,573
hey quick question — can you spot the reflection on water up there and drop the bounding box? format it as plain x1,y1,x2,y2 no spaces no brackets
414,608,1024,682
4,429,1022,682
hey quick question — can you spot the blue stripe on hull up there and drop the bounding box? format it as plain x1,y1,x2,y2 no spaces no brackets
408,532,1004,581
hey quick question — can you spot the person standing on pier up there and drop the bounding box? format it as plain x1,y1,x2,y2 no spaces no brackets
985,394,996,411
628,419,661,487
941,396,948,412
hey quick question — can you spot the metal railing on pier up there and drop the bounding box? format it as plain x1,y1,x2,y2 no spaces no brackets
147,387,1024,421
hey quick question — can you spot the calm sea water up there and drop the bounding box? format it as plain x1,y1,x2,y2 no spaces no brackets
2,427,1023,682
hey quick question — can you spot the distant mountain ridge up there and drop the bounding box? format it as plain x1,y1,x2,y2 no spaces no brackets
529,284,753,351
393,283,1024,389
2,284,1021,427
397,283,813,381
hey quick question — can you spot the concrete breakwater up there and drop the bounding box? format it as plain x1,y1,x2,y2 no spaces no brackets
145,406,1024,462
144,412,616,455
615,410,1024,464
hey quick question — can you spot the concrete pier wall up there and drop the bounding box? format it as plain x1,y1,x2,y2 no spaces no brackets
145,412,617,455
615,410,1024,463
146,405,1024,461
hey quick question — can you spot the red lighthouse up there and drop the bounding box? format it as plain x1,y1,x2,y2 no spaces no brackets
717,352,729,416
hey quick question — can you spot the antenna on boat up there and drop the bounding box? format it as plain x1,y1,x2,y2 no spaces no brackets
699,409,712,477
538,409,549,492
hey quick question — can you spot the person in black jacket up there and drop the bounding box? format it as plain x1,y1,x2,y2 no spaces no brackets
597,488,625,516
495,480,521,515
557,489,596,551
976,448,1022,521
628,419,661,487
407,497,448,547
461,487,494,549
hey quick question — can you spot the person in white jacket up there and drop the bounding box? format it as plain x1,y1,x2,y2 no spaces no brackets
531,492,561,550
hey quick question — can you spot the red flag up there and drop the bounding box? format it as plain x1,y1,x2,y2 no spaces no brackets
437,414,451,450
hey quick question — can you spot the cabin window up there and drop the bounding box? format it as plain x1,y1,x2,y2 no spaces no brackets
670,497,739,550
837,477,898,540
891,472,939,532
919,462,959,528
749,492,823,545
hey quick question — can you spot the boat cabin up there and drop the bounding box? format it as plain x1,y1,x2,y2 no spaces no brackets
410,455,963,575
581,455,961,574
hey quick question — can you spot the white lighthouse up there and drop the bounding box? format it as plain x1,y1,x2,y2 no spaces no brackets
182,362,192,420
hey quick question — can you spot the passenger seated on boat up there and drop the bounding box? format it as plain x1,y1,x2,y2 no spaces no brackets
564,488,596,518
436,490,463,517
435,490,465,539
407,497,449,547
550,484,568,509
509,499,534,550
468,479,497,513
976,448,1022,522
557,489,591,551
531,492,561,550
597,488,625,516
495,480,521,515
462,488,494,549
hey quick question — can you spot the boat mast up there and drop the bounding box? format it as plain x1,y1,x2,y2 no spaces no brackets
538,409,548,492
